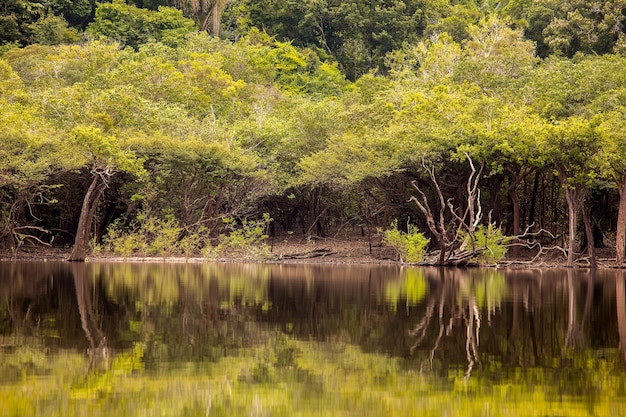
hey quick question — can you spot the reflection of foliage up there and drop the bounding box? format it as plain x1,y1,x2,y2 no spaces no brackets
243,333,302,384
458,270,508,310
382,220,430,263
1,335,625,416
384,269,428,309
96,263,272,309
72,343,145,400
3,265,626,416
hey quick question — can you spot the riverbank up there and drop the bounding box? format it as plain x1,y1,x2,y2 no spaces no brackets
0,237,396,264
0,236,620,268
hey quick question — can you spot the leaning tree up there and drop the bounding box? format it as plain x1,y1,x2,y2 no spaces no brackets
67,126,143,262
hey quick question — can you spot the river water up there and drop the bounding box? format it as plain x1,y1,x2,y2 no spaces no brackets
1,261,625,416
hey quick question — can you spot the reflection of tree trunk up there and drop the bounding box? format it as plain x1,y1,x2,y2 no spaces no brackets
563,269,582,353
410,269,444,353
411,269,481,378
580,271,594,333
508,280,520,362
617,271,626,360
73,264,107,366
528,307,541,366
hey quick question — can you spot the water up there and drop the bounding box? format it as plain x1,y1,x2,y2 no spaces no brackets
1,262,625,416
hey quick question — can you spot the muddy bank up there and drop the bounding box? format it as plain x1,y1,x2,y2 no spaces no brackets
1,239,621,269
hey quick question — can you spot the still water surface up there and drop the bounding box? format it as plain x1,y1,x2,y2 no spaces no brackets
1,262,626,416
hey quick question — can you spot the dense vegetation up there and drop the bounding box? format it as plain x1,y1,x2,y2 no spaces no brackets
2,0,626,265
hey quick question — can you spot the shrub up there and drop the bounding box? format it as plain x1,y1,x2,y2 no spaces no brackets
205,213,273,260
382,220,429,263
461,224,509,265
103,212,189,256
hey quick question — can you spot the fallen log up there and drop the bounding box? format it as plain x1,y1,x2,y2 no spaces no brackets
419,249,481,266
280,248,335,259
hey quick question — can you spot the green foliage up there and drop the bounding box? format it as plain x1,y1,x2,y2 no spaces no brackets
28,14,80,45
234,0,426,80
460,224,509,265
207,213,273,260
87,1,196,49
103,212,187,256
382,220,430,263
3,2,626,262
71,125,145,176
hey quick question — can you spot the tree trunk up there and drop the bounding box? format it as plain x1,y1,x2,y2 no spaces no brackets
582,206,596,268
507,167,534,258
616,177,626,266
527,171,540,230
67,173,107,262
558,164,586,269
200,0,230,36
564,187,579,268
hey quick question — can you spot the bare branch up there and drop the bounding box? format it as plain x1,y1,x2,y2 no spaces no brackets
13,226,53,248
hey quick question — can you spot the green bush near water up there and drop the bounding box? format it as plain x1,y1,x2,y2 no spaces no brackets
205,213,273,260
100,212,273,259
461,224,509,265
382,220,430,263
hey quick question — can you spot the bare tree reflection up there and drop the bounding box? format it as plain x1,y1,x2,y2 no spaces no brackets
464,291,480,379
72,263,108,369
507,275,520,364
410,268,484,378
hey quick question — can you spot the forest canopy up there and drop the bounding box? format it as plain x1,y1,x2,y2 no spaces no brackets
2,0,626,266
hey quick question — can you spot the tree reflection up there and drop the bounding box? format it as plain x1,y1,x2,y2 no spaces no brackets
409,268,506,378
562,269,594,356
72,263,108,369
3,262,626,385
617,270,626,361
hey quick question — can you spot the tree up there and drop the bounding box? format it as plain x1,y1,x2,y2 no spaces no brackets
28,14,80,45
542,118,603,267
599,109,626,266
540,0,626,56
455,14,538,96
67,126,143,261
131,135,264,237
199,0,232,37
87,1,196,49
503,0,626,57
0,0,44,45
0,59,72,249
232,0,427,80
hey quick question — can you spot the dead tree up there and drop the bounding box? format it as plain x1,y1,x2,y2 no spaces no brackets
409,154,485,266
